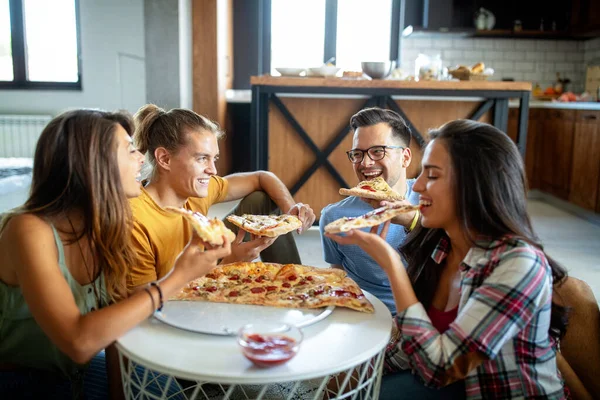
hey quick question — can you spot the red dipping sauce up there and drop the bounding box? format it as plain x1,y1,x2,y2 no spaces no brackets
240,333,298,367
238,323,303,368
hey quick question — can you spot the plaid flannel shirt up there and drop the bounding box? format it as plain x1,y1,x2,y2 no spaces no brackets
386,235,565,399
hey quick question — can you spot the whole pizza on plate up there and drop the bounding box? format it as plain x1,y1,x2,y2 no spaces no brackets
171,262,375,313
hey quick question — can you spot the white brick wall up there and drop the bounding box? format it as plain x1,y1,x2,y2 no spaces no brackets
401,36,600,93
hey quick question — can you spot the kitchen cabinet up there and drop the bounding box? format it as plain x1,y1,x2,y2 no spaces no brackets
403,0,595,38
538,109,576,200
507,108,542,190
571,0,600,35
568,111,600,211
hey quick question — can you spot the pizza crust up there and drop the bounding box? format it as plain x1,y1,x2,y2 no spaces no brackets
324,203,420,234
339,176,404,201
339,187,405,201
226,214,302,237
165,206,235,245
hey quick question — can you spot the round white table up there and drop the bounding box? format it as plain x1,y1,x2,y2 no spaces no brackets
116,292,392,400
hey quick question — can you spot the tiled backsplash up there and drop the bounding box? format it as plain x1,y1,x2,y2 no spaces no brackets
401,37,600,94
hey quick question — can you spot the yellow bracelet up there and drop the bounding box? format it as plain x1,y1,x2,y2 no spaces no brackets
408,209,420,232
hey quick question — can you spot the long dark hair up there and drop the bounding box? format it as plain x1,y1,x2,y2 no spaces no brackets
400,119,569,339
0,109,138,303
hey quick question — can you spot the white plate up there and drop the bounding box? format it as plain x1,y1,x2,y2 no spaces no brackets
275,67,306,77
307,66,340,77
154,301,334,336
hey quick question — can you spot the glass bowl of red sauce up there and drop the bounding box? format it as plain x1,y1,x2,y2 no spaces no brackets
237,323,303,367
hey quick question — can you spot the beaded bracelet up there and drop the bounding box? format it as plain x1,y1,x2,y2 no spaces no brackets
143,287,156,312
150,282,164,312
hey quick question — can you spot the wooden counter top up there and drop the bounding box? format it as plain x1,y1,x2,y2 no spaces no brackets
250,76,532,91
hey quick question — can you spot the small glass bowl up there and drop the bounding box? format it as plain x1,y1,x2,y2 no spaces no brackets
237,323,303,367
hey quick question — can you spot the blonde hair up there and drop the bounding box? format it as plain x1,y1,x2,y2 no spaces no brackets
133,104,223,177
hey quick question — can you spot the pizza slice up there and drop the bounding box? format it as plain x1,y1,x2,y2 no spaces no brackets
165,206,235,246
339,176,404,201
226,214,302,237
324,203,420,234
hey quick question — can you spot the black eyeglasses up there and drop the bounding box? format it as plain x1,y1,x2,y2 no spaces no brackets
346,145,404,164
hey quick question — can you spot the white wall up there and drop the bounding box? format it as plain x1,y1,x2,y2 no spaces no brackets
0,0,146,116
178,0,192,109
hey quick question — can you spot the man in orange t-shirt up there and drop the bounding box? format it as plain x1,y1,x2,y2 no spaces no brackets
127,105,315,290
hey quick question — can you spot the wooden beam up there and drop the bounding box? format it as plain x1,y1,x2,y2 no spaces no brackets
192,0,234,173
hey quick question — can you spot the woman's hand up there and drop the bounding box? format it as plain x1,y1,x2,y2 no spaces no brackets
324,221,403,273
173,231,232,281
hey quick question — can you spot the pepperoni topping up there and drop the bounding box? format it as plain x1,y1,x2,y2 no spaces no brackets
205,273,217,279
205,286,217,292
332,290,358,298
282,282,291,288
228,291,239,297
297,280,308,286
287,275,297,281
359,185,377,192
296,294,309,300
242,278,252,283
306,276,313,281
250,287,266,294
229,275,240,280
255,277,264,283
312,289,324,296
266,286,278,292
192,286,200,291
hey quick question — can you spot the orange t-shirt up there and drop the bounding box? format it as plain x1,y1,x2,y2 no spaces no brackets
127,176,229,289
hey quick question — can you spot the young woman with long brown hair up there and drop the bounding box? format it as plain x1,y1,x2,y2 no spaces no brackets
0,109,230,399
327,120,568,399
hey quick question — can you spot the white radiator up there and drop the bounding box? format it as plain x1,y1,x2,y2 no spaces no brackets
0,115,52,158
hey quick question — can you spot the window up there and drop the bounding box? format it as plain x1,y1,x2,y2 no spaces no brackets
336,0,392,71
0,0,81,89
270,0,326,74
269,0,396,74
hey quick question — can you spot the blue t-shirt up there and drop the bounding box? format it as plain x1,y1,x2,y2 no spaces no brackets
319,180,419,315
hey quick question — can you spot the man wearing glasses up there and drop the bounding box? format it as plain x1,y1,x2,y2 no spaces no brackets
319,107,419,315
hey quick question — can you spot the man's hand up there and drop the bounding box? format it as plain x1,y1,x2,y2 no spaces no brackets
287,202,315,234
220,229,276,264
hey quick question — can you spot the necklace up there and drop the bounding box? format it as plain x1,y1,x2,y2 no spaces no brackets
67,216,101,310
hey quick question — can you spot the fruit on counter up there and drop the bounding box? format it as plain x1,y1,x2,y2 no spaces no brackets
533,84,543,97
544,87,557,95
557,92,577,102
471,62,485,74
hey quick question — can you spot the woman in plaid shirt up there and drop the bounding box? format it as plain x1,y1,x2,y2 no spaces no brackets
326,120,569,399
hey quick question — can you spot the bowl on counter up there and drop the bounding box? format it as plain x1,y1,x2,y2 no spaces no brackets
361,61,396,79
307,66,341,77
238,323,303,368
275,67,306,77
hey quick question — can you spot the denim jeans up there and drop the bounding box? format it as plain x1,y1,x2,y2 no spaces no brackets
379,370,466,400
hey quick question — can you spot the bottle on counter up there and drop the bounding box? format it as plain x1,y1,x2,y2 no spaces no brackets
513,20,523,32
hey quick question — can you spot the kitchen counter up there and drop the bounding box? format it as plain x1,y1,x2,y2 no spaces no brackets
228,89,600,110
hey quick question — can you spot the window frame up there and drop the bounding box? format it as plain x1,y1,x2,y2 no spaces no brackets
0,0,82,90
263,0,402,74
